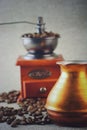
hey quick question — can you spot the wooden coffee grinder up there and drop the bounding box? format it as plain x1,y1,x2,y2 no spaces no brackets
16,17,64,100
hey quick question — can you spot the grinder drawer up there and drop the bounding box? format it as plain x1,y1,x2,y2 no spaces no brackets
23,80,57,98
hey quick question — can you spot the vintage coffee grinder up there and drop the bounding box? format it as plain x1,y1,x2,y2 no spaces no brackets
16,17,64,100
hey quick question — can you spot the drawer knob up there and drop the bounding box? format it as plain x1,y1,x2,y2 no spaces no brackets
40,87,47,93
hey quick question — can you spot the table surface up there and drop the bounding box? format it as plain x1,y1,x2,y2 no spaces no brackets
0,123,87,130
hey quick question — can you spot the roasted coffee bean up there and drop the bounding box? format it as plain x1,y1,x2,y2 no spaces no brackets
19,116,27,125
30,99,36,104
34,110,42,116
41,107,46,112
0,111,3,118
18,102,25,107
6,116,16,125
11,109,18,115
0,97,4,102
28,108,38,115
7,118,13,124
5,99,12,104
27,105,33,111
11,119,20,127
8,90,20,98
37,108,42,112
43,115,52,124
2,116,7,122
33,103,37,107
0,106,4,110
0,92,8,98
20,120,27,125
0,92,7,102
35,115,43,119
26,117,34,124
36,100,41,105
17,109,24,116
0,118,5,123
35,119,45,125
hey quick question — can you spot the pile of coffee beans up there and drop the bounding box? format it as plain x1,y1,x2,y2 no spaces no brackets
22,31,60,39
0,90,20,103
0,90,52,127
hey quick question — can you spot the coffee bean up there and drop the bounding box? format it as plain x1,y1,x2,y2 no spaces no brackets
11,109,18,115
34,110,42,116
20,120,27,125
3,108,14,116
19,116,27,125
28,108,38,115
5,99,12,104
26,117,34,124
0,111,3,118
17,109,24,116
0,118,5,123
41,107,46,112
35,119,45,125
2,116,7,122
7,119,13,124
0,106,4,110
36,101,41,105
0,97,4,102
37,108,42,112
27,105,33,111
35,119,42,124
6,116,16,125
11,119,20,127
35,115,43,119
18,102,25,107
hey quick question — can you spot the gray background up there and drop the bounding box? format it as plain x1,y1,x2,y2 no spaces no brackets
0,0,87,93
